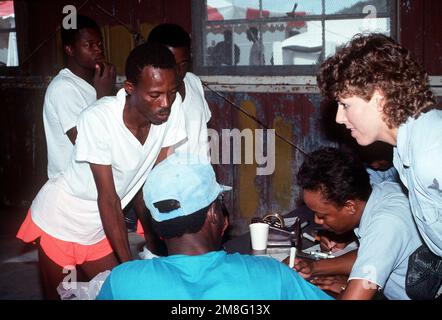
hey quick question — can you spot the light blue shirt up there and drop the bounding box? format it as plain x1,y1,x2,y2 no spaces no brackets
350,182,422,300
366,166,399,186
97,251,333,300
393,109,442,257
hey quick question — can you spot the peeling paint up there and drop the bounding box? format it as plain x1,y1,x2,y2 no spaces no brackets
237,100,259,220
271,117,294,214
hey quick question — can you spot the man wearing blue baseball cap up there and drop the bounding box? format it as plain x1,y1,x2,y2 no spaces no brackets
97,153,332,300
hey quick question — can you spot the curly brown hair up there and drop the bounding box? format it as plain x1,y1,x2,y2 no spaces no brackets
317,33,436,128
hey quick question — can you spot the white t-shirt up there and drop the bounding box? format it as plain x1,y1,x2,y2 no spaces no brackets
174,72,211,161
31,88,186,244
43,68,97,179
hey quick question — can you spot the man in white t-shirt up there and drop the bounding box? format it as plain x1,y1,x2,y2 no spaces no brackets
133,24,214,237
147,23,211,160
17,42,186,299
43,15,116,179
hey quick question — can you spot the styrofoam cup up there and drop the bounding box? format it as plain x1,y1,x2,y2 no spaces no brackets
249,222,269,251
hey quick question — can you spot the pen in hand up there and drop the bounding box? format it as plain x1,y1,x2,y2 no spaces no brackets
289,247,297,268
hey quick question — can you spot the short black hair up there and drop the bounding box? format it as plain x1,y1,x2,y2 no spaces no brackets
297,147,371,207
61,15,101,47
152,199,222,239
125,42,176,85
147,23,191,49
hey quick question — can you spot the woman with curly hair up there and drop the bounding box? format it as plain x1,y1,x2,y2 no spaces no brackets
317,33,442,300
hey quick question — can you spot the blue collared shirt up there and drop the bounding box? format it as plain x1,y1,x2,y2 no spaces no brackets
393,109,442,256
366,166,399,186
350,182,422,300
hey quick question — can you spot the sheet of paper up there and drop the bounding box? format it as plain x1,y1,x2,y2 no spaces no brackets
253,248,291,262
302,241,358,258
284,217,297,227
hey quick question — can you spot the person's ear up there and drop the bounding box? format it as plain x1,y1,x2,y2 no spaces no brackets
124,80,134,96
221,215,229,236
207,203,228,234
64,44,74,57
207,203,218,224
372,89,385,112
344,200,357,215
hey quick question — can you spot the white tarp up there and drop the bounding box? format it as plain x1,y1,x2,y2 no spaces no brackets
273,18,390,65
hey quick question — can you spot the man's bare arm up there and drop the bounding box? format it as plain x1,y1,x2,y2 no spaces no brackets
292,250,357,279
154,146,172,166
340,279,378,300
311,250,357,276
90,163,132,263
133,189,163,254
310,276,378,300
66,127,78,145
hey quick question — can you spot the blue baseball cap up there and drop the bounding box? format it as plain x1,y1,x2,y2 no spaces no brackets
143,152,231,222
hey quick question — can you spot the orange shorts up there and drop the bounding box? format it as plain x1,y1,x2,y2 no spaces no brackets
16,210,114,268
136,220,144,236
